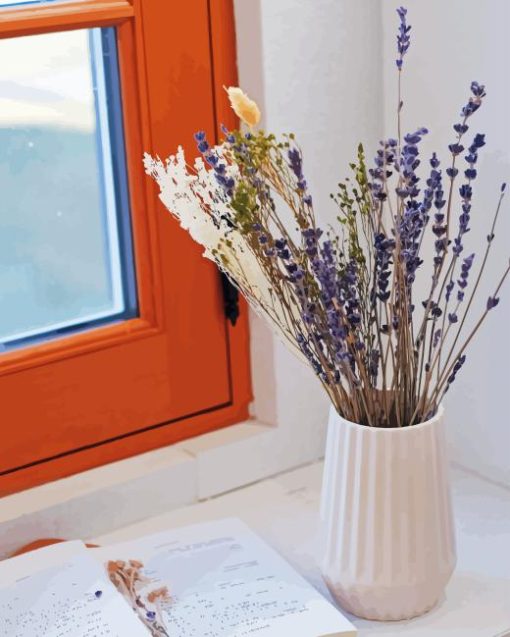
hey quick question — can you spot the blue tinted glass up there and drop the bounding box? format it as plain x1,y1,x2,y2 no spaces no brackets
0,27,137,350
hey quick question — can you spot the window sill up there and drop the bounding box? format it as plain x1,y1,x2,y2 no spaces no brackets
0,415,323,559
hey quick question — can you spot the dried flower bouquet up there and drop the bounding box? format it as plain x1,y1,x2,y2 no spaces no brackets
145,7,508,428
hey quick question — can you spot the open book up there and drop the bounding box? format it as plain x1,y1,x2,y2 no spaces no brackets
0,517,356,636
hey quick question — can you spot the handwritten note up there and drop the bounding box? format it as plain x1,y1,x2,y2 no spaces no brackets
0,552,147,637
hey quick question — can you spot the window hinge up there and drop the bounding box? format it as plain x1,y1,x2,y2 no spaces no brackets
220,272,240,326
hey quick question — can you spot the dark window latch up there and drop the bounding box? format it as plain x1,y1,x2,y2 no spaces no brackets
220,271,240,326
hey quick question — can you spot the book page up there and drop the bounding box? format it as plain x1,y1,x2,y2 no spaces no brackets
94,518,356,637
0,550,149,637
0,540,87,587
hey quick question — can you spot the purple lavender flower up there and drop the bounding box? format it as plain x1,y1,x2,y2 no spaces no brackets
472,133,486,148
342,260,363,328
220,124,235,144
457,253,475,290
450,130,485,259
446,84,485,186
205,153,218,166
301,238,364,373
452,183,474,256
445,280,454,302
396,128,428,199
430,152,440,169
396,7,411,69
448,143,464,156
460,82,486,118
398,167,434,285
426,164,445,242
288,148,302,180
194,130,210,154
453,123,469,135
422,300,443,318
288,146,312,204
369,139,396,201
198,140,209,153
445,354,467,391
374,233,394,302
461,132,485,182
487,296,500,310
471,81,486,97
194,129,236,197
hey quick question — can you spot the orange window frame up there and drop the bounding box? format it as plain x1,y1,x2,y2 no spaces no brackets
0,0,251,496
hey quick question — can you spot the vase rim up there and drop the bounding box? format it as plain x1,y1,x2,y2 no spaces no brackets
329,403,444,431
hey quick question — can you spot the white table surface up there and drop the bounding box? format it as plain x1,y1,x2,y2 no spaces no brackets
93,462,510,636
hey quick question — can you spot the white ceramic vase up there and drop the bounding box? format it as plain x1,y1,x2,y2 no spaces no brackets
320,404,456,621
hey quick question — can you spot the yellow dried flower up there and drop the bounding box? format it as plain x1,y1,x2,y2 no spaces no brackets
226,87,261,128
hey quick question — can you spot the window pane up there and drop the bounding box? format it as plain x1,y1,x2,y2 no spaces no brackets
0,28,137,349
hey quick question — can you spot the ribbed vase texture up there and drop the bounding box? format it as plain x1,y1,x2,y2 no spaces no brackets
320,405,456,621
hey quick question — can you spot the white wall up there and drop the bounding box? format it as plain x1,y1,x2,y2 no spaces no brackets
234,0,384,454
381,0,510,487
237,0,510,488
